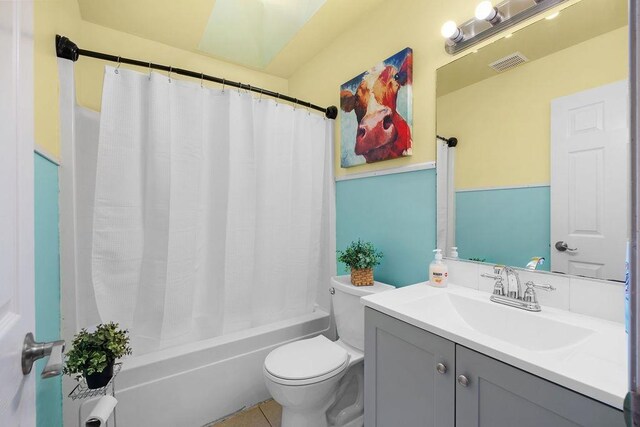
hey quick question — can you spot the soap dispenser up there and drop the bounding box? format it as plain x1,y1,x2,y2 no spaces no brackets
429,249,448,287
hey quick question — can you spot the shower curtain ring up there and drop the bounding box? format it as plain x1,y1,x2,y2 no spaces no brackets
168,66,172,83
293,98,298,110
222,78,225,92
200,72,204,88
276,93,280,107
148,62,152,80
247,84,251,95
258,88,263,102
115,56,121,74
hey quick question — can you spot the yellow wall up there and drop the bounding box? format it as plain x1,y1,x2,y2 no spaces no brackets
34,0,289,159
287,0,581,178
437,26,627,190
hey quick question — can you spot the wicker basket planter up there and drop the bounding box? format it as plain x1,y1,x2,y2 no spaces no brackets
350,268,374,286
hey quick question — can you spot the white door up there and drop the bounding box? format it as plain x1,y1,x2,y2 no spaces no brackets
0,1,36,426
550,80,628,281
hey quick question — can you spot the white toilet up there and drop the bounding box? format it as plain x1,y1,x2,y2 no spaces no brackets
263,276,394,427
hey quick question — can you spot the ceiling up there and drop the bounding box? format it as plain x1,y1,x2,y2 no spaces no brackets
77,0,385,78
437,0,628,97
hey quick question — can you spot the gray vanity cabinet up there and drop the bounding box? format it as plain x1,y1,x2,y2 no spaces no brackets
364,307,455,427
364,308,624,427
455,345,624,427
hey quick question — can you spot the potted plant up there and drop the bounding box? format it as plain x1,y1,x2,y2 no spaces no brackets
337,239,383,286
64,322,132,389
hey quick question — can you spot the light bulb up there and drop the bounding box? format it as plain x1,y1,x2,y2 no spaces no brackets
545,11,560,20
441,21,459,39
475,1,502,24
475,1,495,20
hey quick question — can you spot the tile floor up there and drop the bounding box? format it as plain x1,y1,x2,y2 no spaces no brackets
210,399,282,427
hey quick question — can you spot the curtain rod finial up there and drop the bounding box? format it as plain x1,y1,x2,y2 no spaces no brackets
56,35,79,62
325,106,338,119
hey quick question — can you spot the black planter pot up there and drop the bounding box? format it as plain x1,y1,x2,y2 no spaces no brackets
85,362,114,389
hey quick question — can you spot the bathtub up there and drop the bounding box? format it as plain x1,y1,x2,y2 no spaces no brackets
63,310,330,427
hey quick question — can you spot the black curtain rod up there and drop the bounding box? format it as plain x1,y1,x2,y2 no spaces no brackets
55,35,338,120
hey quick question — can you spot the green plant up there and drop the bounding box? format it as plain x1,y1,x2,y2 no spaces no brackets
337,239,383,270
468,257,486,263
63,322,132,379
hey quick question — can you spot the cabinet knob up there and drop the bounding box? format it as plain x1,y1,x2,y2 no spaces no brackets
457,374,470,387
436,363,447,374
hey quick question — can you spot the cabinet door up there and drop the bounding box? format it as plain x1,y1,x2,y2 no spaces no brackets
364,308,455,427
455,346,625,427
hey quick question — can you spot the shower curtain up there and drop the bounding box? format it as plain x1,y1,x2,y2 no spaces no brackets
91,66,332,353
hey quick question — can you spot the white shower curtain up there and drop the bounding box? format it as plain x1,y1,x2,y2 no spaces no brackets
91,66,332,353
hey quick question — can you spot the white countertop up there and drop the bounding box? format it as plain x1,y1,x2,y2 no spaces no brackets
361,282,627,410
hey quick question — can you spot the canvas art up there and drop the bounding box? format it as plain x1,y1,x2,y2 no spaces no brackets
339,48,413,168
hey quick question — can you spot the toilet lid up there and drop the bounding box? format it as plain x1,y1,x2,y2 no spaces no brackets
264,335,349,381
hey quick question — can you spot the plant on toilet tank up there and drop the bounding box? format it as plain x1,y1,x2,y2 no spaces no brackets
337,239,383,286
64,322,132,389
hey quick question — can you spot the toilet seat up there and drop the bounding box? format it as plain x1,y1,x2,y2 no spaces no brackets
264,335,350,386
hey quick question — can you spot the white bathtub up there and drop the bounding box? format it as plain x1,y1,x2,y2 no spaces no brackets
64,310,330,427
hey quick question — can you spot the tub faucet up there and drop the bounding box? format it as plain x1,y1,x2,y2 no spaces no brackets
526,257,545,270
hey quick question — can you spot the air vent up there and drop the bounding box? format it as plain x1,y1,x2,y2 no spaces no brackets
488,52,529,73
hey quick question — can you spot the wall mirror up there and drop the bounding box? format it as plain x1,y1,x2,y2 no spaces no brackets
436,0,628,281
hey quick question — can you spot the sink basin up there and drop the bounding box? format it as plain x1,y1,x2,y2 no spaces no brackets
402,292,595,352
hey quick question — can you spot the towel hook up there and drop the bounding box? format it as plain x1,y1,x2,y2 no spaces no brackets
115,56,121,74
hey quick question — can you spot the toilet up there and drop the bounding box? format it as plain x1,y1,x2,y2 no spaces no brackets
263,276,394,427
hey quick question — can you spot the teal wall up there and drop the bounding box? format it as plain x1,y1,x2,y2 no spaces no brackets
336,169,437,287
456,186,550,270
34,153,62,427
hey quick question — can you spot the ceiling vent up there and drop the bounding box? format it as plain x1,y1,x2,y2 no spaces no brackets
488,52,529,73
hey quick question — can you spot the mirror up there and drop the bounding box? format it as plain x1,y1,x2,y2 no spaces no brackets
436,0,628,281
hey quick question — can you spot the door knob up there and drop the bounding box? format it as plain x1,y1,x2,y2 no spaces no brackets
436,363,447,374
555,241,577,252
22,332,65,378
457,374,470,387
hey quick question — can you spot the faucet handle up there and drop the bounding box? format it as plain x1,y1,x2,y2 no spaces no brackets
481,272,505,296
523,281,555,304
526,281,555,292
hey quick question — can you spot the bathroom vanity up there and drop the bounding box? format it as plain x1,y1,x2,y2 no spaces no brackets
362,283,626,427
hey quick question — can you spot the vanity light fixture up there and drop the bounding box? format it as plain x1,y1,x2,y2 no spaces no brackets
442,0,566,54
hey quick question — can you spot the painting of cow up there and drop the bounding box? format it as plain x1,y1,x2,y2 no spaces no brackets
340,48,413,168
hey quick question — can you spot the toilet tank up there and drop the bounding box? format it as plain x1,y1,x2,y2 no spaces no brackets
331,276,395,351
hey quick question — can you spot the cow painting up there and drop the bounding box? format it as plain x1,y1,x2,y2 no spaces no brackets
340,48,413,167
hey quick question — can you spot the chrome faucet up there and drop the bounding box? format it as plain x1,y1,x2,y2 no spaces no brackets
481,265,555,312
